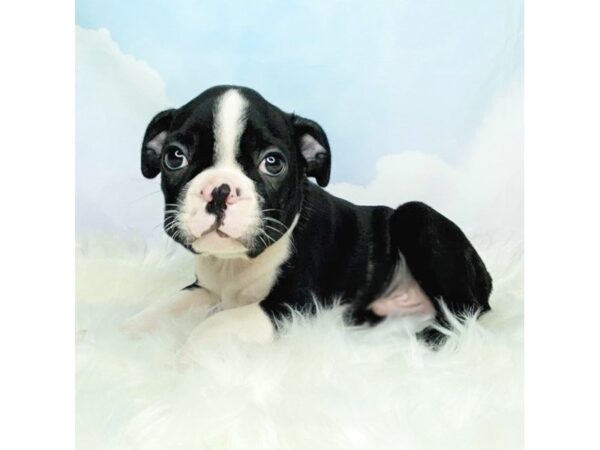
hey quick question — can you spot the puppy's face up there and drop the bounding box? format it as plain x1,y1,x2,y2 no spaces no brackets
141,86,331,258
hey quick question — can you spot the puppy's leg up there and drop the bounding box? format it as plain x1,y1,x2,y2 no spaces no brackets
369,263,436,318
176,302,274,367
388,202,492,335
122,284,218,337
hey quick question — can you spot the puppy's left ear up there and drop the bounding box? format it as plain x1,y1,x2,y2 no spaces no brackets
141,108,176,179
292,115,331,187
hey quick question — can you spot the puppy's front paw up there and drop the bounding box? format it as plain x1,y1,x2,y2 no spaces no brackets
173,302,275,369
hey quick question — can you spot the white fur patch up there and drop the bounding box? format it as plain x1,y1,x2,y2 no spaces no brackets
121,287,218,337
176,301,274,367
213,89,248,167
195,214,299,310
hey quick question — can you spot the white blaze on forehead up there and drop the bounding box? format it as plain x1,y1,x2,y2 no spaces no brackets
213,89,248,167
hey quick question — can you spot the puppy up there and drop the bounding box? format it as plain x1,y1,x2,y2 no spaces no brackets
126,86,492,363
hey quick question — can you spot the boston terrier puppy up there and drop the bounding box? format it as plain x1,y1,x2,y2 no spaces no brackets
125,85,492,363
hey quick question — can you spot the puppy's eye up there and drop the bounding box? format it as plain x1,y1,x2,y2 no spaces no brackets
259,154,286,176
163,145,188,170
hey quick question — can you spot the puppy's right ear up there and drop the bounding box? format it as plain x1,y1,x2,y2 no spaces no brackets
141,109,176,179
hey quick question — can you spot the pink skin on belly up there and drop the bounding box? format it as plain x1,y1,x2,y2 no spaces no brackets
369,281,435,317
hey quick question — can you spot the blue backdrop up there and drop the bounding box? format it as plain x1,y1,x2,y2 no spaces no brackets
76,0,523,240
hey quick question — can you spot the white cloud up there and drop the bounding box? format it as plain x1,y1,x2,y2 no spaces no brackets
76,26,172,237
328,82,523,239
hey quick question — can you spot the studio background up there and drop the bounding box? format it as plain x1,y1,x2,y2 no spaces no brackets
76,0,523,242
75,2,523,449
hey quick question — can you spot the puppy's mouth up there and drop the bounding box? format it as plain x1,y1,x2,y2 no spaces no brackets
215,229,229,238
200,223,234,239
200,220,241,242
191,220,250,257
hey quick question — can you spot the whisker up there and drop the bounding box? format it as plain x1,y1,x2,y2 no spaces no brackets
256,233,268,249
164,222,178,233
257,228,275,245
153,215,175,232
262,217,289,232
264,224,285,236
261,208,284,214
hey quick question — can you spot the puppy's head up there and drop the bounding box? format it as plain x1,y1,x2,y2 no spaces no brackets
141,85,331,258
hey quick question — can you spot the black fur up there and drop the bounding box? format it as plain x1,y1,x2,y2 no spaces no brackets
260,184,492,334
141,85,492,338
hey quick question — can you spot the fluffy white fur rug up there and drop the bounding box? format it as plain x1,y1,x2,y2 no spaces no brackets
76,235,523,450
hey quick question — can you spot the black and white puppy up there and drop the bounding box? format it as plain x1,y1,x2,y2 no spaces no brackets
126,85,492,363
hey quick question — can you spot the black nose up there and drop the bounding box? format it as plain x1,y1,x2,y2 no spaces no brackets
206,183,230,217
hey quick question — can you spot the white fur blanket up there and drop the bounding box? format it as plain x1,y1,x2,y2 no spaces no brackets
76,235,523,450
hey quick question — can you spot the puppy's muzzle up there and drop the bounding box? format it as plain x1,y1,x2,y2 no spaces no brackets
179,169,261,247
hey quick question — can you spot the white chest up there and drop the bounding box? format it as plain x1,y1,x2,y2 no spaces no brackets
194,232,293,310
